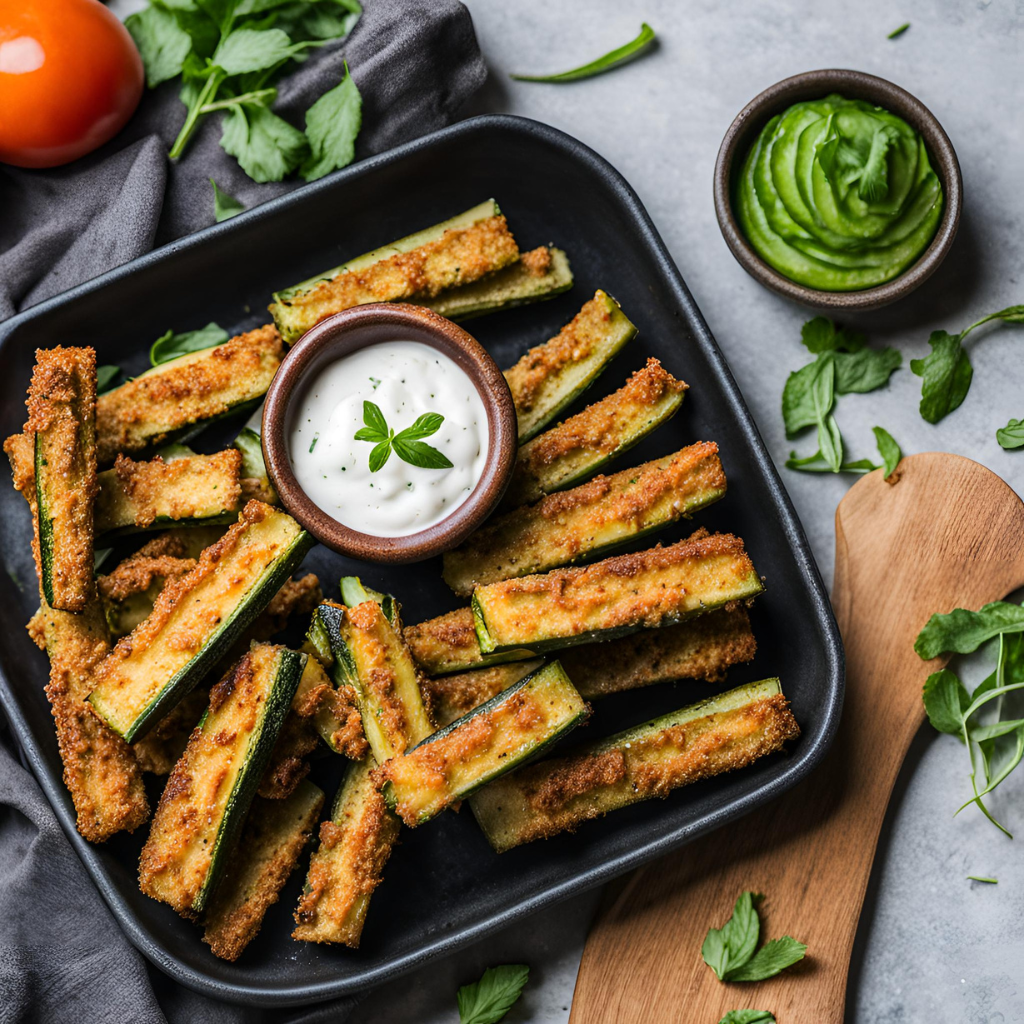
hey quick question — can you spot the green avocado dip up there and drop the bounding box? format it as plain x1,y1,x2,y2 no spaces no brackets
735,94,944,291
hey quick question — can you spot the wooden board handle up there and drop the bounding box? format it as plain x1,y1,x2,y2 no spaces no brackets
570,454,1024,1023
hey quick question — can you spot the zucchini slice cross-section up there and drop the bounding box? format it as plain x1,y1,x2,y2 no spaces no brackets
139,643,307,915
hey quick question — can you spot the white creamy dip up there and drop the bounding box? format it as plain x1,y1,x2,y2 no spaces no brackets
289,341,488,537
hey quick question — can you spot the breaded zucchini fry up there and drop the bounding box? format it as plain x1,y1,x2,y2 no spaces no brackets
471,678,800,852
203,781,325,961
443,441,728,596
96,325,283,464
403,606,535,676
472,528,764,654
27,346,98,612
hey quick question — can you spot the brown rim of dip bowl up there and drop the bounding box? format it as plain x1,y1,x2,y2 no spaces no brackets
262,303,518,564
713,68,962,311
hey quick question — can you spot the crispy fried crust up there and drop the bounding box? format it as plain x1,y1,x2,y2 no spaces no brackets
504,290,616,416
505,358,688,506
258,712,317,800
132,688,209,775
473,528,764,650
27,346,98,612
294,674,369,760
292,761,400,947
474,691,799,850
270,216,520,336
423,660,545,728
560,606,757,698
203,783,324,961
95,325,283,464
7,414,148,841
519,245,553,276
96,449,243,533
98,554,197,604
444,442,727,596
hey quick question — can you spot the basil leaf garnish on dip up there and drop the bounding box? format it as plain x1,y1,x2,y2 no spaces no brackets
354,401,454,473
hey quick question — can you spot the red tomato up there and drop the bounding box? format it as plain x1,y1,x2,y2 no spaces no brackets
0,0,143,168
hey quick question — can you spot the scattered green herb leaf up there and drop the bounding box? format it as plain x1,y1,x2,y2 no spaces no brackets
511,23,655,83
719,1012,776,1024
354,402,454,473
309,434,319,453
997,418,1024,450
785,452,879,473
300,62,362,181
915,601,1024,659
150,322,230,366
457,964,529,1024
211,178,246,222
887,22,911,38
922,669,971,737
967,876,998,884
872,426,902,479
129,0,362,182
96,365,123,394
702,891,807,983
911,307,1024,424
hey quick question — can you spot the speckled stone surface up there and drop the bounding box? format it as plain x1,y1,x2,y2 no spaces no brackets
351,2,1024,1021
107,1,1024,1019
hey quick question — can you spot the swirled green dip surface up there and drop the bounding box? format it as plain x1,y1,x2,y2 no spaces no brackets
736,94,943,290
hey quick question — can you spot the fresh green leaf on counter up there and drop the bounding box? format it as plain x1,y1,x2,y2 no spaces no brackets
785,452,879,473
96,365,123,394
800,316,865,354
915,601,1024,659
150,322,230,366
997,418,1024,449
457,964,529,1024
511,23,655,82
911,306,1024,424
719,1013,776,1024
702,891,806,984
967,876,998,884
833,347,902,394
887,22,911,38
211,178,246,222
301,62,362,181
873,426,902,479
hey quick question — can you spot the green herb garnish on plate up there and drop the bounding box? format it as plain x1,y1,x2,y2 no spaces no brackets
354,401,454,473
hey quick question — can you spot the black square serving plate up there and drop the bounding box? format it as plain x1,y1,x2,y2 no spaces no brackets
0,115,843,1006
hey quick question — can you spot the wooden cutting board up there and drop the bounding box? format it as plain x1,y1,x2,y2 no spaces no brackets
570,452,1024,1023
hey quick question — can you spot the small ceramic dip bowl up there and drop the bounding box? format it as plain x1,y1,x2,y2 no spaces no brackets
714,68,962,311
262,304,517,564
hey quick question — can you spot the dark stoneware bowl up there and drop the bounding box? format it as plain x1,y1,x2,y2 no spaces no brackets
714,68,962,311
262,303,517,563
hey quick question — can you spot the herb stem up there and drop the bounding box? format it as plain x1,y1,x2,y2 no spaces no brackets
200,88,277,114
170,72,224,160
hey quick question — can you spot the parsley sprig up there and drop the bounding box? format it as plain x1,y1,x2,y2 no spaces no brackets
354,401,454,473
917,602,1024,836
126,0,363,184
457,964,529,1024
702,891,807,983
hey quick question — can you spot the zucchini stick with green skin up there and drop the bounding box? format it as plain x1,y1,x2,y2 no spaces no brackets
27,346,98,612
139,644,306,915
502,357,688,508
203,780,325,962
377,661,588,827
95,449,244,537
292,756,400,947
423,246,573,321
310,584,433,763
443,441,727,596
472,528,764,655
403,606,536,676
269,200,521,344
88,501,314,743
425,605,756,721
505,290,637,442
471,678,799,852
96,324,283,464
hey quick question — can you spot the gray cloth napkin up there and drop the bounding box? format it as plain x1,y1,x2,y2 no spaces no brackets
0,1,485,1020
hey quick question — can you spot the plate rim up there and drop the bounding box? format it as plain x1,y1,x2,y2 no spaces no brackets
0,112,844,1006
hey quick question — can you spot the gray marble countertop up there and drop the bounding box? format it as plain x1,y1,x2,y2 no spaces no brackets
105,1,1024,1019
351,2,1024,1021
